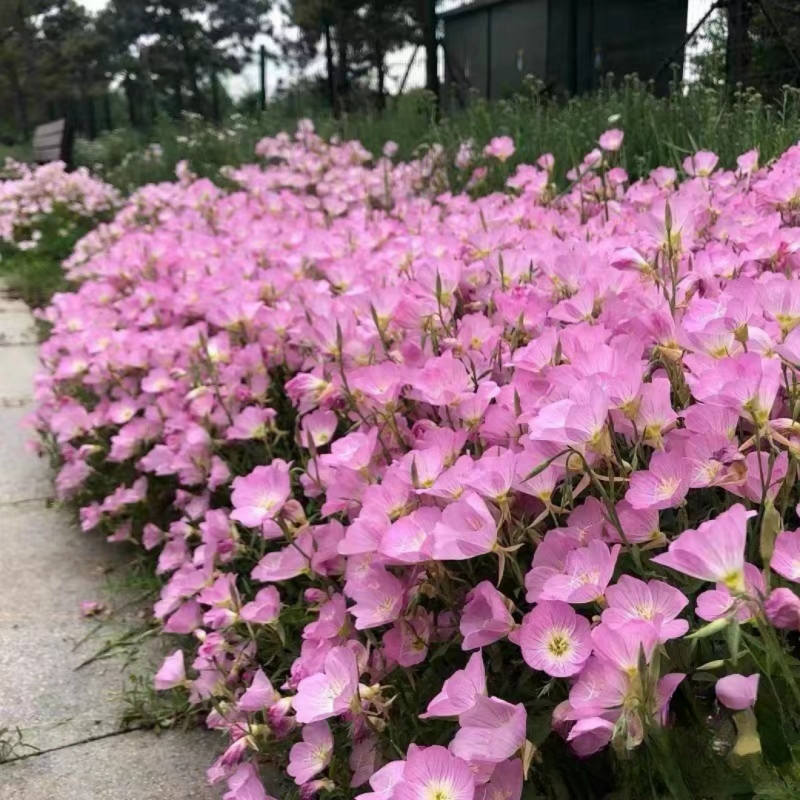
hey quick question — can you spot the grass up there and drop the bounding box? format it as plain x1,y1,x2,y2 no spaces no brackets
0,211,107,309
69,77,800,194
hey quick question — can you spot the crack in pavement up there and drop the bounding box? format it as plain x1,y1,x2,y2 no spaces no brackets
0,726,148,766
0,496,55,508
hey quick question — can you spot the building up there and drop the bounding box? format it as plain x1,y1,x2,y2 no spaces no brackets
441,0,690,101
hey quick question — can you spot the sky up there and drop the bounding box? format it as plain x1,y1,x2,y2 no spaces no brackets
75,0,717,99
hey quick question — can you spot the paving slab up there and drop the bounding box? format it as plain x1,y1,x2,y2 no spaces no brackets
0,502,125,618
0,296,30,315
0,291,223,797
0,313,37,346
0,729,222,799
0,618,130,752
0,408,51,504
0,344,38,405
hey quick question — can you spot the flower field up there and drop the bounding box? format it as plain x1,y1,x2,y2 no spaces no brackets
18,123,800,798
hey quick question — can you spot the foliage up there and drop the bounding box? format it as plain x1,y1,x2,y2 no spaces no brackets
20,118,800,800
0,160,117,306
96,0,273,121
286,0,421,111
69,80,800,199
0,1,113,142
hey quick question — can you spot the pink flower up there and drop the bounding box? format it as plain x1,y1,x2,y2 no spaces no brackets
524,530,580,602
383,609,433,667
590,620,658,673
226,406,275,441
701,353,782,430
484,136,515,163
625,451,690,511
380,507,439,564
683,150,719,177
540,541,620,604
528,391,609,450
716,674,759,710
350,736,380,788
432,492,498,560
459,581,515,650
455,140,474,169
567,717,615,757
602,576,689,642
518,601,592,677
569,657,629,718
393,745,475,800
421,651,487,719
770,530,800,582
464,451,517,502
230,460,291,528
651,504,755,593
450,695,527,763
240,585,281,624
475,759,523,800
737,148,759,175
358,761,406,800
238,669,279,712
765,588,800,630
696,562,764,623
347,567,405,629
154,650,185,691
79,600,105,617
598,129,624,152
251,531,313,582
287,721,333,785
223,762,278,800
292,646,359,723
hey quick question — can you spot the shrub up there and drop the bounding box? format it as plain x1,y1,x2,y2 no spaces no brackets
0,160,118,307
29,122,800,799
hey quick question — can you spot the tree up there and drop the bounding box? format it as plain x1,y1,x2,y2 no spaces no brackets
285,0,420,114
749,0,800,98
38,2,113,135
0,1,47,138
690,6,727,88
689,0,800,98
0,1,110,141
98,0,273,120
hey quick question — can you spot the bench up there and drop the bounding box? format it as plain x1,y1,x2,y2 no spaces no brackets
32,119,74,169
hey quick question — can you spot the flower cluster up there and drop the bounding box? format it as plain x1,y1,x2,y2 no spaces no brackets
30,120,800,798
0,159,119,250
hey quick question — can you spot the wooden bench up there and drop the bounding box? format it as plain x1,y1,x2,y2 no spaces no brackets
32,119,74,169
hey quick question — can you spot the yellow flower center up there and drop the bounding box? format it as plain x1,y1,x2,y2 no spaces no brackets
655,477,680,501
547,632,570,657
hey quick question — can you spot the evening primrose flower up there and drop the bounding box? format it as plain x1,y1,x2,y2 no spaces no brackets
393,746,475,800
287,721,333,785
518,600,592,677
651,504,755,593
716,674,759,710
484,136,516,163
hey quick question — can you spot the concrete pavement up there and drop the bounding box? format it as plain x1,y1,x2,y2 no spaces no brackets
0,284,222,799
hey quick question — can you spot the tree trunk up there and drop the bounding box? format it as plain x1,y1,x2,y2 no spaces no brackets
323,19,338,117
336,27,349,113
375,41,385,113
726,0,753,88
421,0,439,101
6,64,29,139
174,74,184,116
168,2,203,115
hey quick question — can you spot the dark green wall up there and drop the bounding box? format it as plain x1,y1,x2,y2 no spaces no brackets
593,0,688,95
445,8,491,98
488,0,548,99
444,0,689,100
